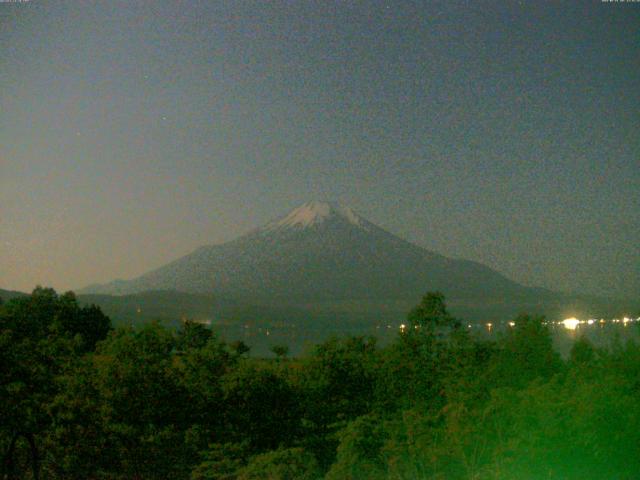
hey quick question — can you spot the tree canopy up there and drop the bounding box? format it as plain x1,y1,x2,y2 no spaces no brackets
2,288,639,479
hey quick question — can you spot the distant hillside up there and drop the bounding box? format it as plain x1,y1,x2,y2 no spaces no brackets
0,288,28,302
76,289,364,327
75,290,241,327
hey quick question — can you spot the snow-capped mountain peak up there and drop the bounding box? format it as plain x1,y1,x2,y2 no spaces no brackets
264,201,366,230
80,199,539,307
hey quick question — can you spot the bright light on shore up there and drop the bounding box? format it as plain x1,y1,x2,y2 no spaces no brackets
561,318,580,330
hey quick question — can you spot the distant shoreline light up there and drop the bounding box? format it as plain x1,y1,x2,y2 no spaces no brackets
555,316,638,330
561,318,581,330
394,316,640,332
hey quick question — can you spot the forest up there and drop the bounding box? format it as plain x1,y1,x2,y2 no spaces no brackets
2,287,640,479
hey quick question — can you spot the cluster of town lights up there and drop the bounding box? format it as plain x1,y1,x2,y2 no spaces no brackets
395,317,640,332
559,316,638,330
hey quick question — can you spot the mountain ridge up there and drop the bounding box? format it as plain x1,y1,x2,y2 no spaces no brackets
80,201,552,304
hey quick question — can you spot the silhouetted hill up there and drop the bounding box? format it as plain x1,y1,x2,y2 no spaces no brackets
0,288,28,302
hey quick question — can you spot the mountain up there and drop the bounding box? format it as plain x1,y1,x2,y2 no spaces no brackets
0,288,28,302
81,201,552,306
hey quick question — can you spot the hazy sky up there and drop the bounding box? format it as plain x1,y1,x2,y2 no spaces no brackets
1,1,638,298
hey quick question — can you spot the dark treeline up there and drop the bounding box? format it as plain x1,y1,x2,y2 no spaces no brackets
2,288,640,479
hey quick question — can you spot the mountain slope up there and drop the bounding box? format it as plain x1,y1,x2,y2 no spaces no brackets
0,288,28,302
82,201,551,305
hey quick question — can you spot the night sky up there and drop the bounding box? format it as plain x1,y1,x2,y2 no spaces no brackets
1,1,638,298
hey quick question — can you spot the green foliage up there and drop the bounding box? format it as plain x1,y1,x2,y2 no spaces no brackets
95,322,182,427
270,344,289,359
3,289,640,479
569,335,597,366
177,320,214,351
1,287,111,350
325,415,387,480
407,291,457,331
302,336,378,422
191,442,249,480
0,287,112,479
489,313,562,388
221,362,301,452
229,340,251,356
176,334,235,442
296,336,379,469
237,447,320,480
